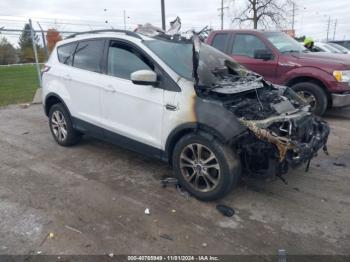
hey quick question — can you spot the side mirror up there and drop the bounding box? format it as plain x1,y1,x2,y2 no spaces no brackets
254,49,273,61
131,70,158,86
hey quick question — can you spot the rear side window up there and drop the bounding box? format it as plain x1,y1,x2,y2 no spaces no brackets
73,40,105,73
211,33,228,52
107,42,153,80
57,42,77,65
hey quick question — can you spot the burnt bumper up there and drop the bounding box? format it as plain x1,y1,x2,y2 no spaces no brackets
286,119,330,166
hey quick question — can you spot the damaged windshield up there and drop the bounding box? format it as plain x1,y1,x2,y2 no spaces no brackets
145,37,253,91
144,40,193,80
195,43,252,88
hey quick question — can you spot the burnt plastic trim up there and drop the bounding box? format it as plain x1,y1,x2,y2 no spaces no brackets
72,117,164,161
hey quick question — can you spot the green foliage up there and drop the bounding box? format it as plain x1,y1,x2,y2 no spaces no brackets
18,23,43,63
0,64,39,106
0,37,18,65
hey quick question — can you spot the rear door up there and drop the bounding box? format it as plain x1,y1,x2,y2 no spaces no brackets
68,39,106,131
229,33,278,82
99,40,164,150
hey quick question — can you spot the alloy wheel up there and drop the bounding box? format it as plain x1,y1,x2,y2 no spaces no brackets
179,143,221,192
51,111,68,142
297,90,317,111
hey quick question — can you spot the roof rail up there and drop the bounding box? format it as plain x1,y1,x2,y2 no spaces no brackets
65,29,143,40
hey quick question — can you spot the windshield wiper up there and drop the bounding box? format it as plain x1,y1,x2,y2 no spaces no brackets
281,50,300,54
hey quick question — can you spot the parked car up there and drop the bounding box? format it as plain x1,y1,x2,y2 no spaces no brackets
329,40,350,50
42,30,329,201
207,30,350,115
313,42,344,54
327,42,350,54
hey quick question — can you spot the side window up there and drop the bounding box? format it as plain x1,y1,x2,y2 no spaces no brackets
211,33,228,52
232,34,268,58
107,42,153,80
57,42,77,65
73,40,105,73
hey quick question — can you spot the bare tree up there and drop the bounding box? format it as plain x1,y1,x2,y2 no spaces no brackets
232,0,294,29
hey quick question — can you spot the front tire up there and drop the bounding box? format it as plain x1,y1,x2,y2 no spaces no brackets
291,82,328,116
49,103,81,146
172,133,241,201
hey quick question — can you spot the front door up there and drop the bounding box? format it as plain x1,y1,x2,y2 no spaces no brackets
100,40,164,150
230,33,278,82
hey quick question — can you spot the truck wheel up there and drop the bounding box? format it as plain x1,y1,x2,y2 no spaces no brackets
49,103,81,146
172,133,241,201
291,82,328,115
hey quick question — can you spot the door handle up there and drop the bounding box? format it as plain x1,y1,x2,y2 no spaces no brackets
103,85,116,93
64,74,72,81
165,104,178,111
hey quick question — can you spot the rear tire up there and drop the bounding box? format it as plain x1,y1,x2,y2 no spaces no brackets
172,133,241,201
291,82,328,116
48,103,81,146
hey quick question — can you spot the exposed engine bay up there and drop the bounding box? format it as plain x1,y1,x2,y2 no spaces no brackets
137,23,330,178
192,37,330,178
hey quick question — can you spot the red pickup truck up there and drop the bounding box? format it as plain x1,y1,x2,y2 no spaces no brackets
207,30,350,115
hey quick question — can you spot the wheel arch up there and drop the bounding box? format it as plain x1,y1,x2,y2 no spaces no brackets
164,122,234,165
285,76,332,107
44,93,71,117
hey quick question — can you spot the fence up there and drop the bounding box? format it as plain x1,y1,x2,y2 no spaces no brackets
0,63,43,106
0,19,79,106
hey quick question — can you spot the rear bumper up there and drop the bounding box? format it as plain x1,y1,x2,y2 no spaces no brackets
332,92,350,107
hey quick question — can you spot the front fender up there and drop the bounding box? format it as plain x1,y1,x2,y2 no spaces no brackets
283,66,333,89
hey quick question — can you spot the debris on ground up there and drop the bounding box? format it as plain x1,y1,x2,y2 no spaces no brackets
333,162,346,167
22,132,30,135
39,232,55,246
160,177,178,188
160,177,190,200
176,184,190,200
171,209,176,213
144,208,151,215
159,233,174,241
36,251,42,255
202,243,208,247
216,205,235,217
293,187,300,192
65,225,83,234
108,253,114,258
19,103,30,109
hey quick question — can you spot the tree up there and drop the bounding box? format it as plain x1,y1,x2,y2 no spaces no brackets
0,37,18,65
18,23,40,63
46,29,62,54
232,0,294,29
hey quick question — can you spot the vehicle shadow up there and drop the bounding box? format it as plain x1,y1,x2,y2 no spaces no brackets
324,107,350,120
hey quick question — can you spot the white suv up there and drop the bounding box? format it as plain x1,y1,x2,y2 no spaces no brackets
42,30,330,201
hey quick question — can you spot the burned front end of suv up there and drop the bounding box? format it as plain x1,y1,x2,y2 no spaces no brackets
193,39,330,177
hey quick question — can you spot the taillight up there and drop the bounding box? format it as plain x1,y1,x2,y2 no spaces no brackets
41,65,51,78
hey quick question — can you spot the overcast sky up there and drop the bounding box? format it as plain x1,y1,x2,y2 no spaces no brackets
0,0,349,47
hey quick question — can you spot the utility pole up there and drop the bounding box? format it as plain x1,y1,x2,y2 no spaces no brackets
326,16,331,41
333,19,337,40
291,2,296,31
221,0,224,30
161,0,166,31
218,0,228,30
29,19,42,88
123,10,126,30
37,22,49,59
